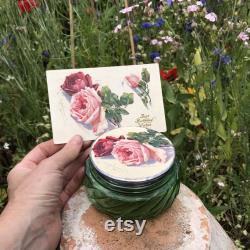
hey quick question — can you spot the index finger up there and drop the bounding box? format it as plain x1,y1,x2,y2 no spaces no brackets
22,139,93,166
21,139,65,165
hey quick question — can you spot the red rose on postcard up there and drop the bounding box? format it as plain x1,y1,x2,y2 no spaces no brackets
112,139,150,166
61,72,93,95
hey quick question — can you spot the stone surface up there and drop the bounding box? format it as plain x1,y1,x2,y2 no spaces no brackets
60,184,236,250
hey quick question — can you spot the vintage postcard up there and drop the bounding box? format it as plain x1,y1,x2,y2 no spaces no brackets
46,63,166,143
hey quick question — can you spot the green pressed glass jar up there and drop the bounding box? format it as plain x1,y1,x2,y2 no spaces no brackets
84,127,180,220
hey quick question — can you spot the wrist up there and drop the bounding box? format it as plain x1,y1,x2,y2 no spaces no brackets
0,202,52,250
0,202,31,249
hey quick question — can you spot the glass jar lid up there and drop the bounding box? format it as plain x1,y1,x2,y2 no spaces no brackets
90,127,175,183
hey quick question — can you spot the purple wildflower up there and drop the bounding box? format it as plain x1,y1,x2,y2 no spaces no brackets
205,12,217,22
141,22,154,28
238,32,249,41
211,80,216,88
133,34,140,44
42,50,50,58
220,55,231,65
0,33,15,48
185,21,193,32
154,18,165,27
166,0,173,6
213,48,222,55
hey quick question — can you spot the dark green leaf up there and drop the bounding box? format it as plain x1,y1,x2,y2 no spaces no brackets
216,122,227,141
127,130,170,147
118,108,129,115
141,68,150,83
105,109,122,125
163,84,176,104
177,94,194,102
120,92,134,106
110,92,120,106
173,129,186,148
167,106,179,123
101,86,111,97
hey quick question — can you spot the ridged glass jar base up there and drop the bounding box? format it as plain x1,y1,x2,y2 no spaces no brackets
84,158,180,220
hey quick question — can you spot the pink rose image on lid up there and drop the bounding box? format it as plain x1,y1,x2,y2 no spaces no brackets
112,139,151,166
90,127,175,183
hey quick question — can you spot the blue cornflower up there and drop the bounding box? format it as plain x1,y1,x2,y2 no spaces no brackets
42,50,50,69
213,48,232,66
0,37,9,47
141,22,154,29
133,34,140,44
201,0,206,4
0,33,15,48
220,55,231,65
213,48,222,55
42,50,50,58
150,52,160,61
154,18,165,27
211,80,216,88
166,0,173,6
214,55,231,69
184,21,193,32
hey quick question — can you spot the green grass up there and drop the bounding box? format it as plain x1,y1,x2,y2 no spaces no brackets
0,0,249,248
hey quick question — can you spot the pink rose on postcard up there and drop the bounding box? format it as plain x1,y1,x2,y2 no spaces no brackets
70,87,107,133
125,74,140,88
124,68,151,108
92,107,109,134
61,72,93,95
112,139,150,166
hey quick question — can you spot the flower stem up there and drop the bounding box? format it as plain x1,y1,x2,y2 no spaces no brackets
124,0,136,65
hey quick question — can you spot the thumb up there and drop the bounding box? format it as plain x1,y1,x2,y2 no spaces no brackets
44,135,84,170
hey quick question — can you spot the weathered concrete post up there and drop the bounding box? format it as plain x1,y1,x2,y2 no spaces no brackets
60,184,236,250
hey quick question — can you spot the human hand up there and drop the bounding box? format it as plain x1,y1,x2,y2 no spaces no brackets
0,135,91,250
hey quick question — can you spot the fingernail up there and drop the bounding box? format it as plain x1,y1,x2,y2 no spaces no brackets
69,135,83,145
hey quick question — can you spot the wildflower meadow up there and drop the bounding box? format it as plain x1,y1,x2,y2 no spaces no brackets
0,0,249,248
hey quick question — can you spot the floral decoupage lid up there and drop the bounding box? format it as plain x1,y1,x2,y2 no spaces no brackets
90,127,175,183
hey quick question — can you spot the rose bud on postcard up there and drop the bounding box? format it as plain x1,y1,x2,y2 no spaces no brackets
61,72,93,95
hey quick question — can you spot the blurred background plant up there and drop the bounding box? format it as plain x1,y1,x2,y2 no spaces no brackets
0,0,249,248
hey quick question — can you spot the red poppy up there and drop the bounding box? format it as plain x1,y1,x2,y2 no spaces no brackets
160,66,178,81
18,0,39,14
